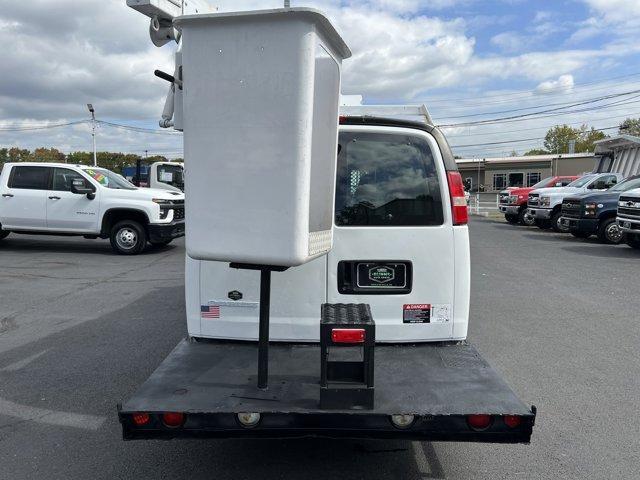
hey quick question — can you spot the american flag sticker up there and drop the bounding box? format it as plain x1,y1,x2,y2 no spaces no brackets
201,305,221,319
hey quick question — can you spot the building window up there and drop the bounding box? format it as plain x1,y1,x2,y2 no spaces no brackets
526,172,541,186
508,172,524,187
493,173,507,191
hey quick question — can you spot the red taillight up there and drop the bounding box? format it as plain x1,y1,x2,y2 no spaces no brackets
504,415,522,428
332,328,365,344
447,171,468,225
339,115,348,124
132,412,150,426
467,414,492,430
162,412,185,428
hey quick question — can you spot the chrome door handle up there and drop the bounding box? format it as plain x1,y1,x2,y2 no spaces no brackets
2,194,13,198
49,196,61,200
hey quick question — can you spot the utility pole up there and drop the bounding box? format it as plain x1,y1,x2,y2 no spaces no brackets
87,104,97,166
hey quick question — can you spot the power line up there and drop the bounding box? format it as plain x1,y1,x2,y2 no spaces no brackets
421,71,640,105
449,126,619,149
444,111,640,138
97,120,182,135
0,120,88,132
439,96,640,127
437,89,640,121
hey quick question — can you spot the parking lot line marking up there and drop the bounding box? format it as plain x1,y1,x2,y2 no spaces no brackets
0,350,49,372
0,397,105,431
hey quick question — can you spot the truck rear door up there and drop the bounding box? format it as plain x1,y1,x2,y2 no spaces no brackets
327,126,456,342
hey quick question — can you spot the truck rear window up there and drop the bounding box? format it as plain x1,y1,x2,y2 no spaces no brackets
335,132,443,227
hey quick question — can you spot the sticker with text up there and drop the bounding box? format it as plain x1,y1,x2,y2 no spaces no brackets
403,304,431,324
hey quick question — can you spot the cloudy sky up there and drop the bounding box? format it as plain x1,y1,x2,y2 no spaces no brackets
1,0,639,159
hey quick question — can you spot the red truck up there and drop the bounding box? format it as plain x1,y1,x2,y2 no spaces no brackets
498,176,578,225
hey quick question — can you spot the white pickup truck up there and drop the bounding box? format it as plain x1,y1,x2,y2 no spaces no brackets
0,162,185,254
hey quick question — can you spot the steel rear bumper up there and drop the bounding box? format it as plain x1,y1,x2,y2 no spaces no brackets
119,339,536,443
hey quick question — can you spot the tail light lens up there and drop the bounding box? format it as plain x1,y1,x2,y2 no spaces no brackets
162,412,185,428
447,171,468,225
132,413,150,426
467,414,492,430
504,415,522,428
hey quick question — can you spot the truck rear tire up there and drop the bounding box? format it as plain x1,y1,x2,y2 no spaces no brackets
597,218,624,244
505,214,519,224
110,220,147,255
626,234,640,250
551,211,568,233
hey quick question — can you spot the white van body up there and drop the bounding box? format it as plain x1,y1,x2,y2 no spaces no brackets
185,120,470,343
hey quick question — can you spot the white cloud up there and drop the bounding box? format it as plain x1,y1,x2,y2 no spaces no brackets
535,74,575,94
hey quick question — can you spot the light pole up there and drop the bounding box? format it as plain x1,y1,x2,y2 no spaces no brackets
87,104,97,166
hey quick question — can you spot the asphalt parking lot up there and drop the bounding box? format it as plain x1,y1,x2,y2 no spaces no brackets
1,219,638,480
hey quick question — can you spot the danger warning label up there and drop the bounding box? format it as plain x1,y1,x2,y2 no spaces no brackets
403,304,431,324
403,304,451,324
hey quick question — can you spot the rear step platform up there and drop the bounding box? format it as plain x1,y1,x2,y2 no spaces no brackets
119,339,536,443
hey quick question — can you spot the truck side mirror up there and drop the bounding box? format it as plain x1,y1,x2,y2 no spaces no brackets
71,180,96,200
591,181,606,190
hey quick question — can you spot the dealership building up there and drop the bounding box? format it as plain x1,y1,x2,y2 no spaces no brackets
456,153,597,193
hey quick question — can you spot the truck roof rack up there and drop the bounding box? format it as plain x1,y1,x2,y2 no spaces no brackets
339,104,434,127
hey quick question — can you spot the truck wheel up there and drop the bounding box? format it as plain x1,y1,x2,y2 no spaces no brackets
571,231,591,239
536,219,551,230
505,214,519,224
518,208,534,226
110,220,146,255
551,211,568,233
597,218,624,244
625,234,640,250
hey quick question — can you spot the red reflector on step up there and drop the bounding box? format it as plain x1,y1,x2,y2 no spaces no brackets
132,413,150,426
332,328,365,344
162,412,185,428
467,414,492,430
504,415,522,428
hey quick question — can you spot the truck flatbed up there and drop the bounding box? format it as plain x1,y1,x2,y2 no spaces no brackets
119,339,535,443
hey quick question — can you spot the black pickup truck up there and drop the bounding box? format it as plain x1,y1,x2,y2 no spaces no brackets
560,175,640,244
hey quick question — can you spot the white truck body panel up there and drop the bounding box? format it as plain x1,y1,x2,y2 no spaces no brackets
177,9,351,267
0,163,183,234
186,126,470,343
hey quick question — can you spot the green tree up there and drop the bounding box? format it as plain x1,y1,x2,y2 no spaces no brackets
576,126,606,152
619,118,640,136
524,148,550,156
32,147,66,163
544,125,579,154
543,124,607,154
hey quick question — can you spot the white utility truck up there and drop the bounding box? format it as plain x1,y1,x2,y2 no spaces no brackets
119,1,536,442
123,161,185,192
0,162,185,254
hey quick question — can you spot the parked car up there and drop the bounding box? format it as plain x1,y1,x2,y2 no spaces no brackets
527,173,624,232
0,163,185,254
560,175,640,244
617,187,640,250
498,175,577,225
